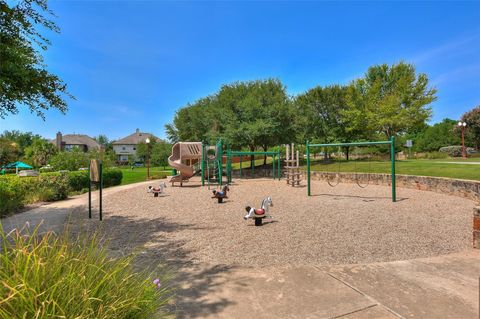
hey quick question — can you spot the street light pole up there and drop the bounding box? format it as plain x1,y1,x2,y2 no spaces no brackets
457,122,467,159
146,138,151,179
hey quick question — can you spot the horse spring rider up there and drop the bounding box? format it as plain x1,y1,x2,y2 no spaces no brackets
212,184,230,203
244,197,273,226
147,182,167,197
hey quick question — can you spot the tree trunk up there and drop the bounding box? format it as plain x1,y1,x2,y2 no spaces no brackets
262,145,267,165
250,145,255,168
345,146,350,161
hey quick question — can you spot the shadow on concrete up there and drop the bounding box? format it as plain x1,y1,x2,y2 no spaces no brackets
73,213,238,318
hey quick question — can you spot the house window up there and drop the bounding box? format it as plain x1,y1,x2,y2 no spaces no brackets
133,147,136,150
122,147,126,151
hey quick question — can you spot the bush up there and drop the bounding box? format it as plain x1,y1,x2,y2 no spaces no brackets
68,171,90,192
439,145,476,157
0,226,173,318
38,173,70,201
103,169,123,187
0,177,26,217
425,151,449,159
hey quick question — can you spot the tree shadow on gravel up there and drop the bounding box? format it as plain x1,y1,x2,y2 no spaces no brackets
72,213,240,318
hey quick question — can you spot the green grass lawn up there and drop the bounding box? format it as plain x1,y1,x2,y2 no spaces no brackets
307,159,480,181
120,166,173,185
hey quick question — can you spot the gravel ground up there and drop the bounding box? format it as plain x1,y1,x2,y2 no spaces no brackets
76,177,474,267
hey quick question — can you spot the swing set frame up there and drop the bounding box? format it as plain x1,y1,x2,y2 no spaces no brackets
306,136,396,202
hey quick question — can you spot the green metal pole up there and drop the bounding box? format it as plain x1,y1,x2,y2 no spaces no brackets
227,150,231,183
218,140,223,186
240,156,242,178
201,143,205,186
272,154,275,179
307,141,311,196
88,163,91,219
277,149,280,180
252,155,254,176
99,162,103,221
391,136,396,202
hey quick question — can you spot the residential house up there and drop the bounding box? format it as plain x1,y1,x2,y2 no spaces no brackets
53,132,101,152
112,129,158,163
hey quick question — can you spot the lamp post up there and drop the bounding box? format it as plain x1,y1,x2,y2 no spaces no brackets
145,138,151,179
457,121,467,159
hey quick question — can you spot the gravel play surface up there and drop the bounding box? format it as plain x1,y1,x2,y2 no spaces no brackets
79,177,473,266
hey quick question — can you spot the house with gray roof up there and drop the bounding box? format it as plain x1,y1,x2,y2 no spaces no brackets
112,129,159,163
53,132,101,152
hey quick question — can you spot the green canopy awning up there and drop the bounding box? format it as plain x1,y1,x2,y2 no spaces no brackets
2,162,33,169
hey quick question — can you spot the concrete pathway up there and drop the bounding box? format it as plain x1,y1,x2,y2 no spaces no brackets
2,182,479,318
1,180,154,234
176,251,479,318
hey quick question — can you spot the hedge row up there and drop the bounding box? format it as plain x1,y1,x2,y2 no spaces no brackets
0,169,123,217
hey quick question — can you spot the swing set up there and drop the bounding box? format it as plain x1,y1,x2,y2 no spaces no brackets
305,137,397,202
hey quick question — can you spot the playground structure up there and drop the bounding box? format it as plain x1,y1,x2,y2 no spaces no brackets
305,137,397,202
168,139,282,188
284,143,302,187
225,148,281,183
168,142,203,186
201,140,224,188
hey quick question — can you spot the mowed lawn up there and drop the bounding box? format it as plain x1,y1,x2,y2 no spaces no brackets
120,167,173,185
308,158,480,181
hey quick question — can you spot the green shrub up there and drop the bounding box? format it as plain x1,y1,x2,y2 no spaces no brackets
0,178,26,217
103,169,123,187
38,173,70,201
425,151,449,159
0,225,173,318
439,145,476,157
68,171,90,191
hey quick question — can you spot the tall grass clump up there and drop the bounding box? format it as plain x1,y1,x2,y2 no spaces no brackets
0,225,173,318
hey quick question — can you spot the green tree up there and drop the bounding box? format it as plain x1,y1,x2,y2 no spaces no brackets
0,137,20,166
460,105,480,150
24,137,57,167
94,134,112,151
48,149,90,171
165,79,296,165
0,0,73,118
414,119,461,152
294,85,362,160
344,62,436,139
0,130,40,157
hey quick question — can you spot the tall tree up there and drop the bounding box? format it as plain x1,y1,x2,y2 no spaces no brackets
0,137,20,166
165,79,296,164
413,119,461,152
24,137,57,167
344,62,436,139
0,0,73,118
460,105,480,150
94,134,112,151
0,130,39,156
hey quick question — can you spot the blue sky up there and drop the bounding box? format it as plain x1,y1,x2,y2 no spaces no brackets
1,1,479,140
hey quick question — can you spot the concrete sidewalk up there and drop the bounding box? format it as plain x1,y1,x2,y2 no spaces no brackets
1,180,154,234
175,251,480,318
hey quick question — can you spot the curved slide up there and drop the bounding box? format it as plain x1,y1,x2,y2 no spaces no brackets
168,142,202,186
